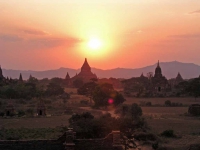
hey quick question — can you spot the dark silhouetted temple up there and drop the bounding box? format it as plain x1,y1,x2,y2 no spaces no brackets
71,58,97,82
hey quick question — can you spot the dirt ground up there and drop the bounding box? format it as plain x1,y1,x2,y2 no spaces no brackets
124,97,200,106
0,115,71,128
1,93,200,149
142,106,200,149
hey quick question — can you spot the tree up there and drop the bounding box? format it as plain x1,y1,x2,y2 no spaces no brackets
115,104,129,116
77,82,97,95
18,110,26,117
186,78,200,100
122,77,150,97
73,79,84,88
45,82,64,96
4,87,17,99
92,83,125,107
69,112,119,139
90,78,98,82
28,76,38,84
50,77,63,85
165,100,171,106
114,92,126,106
130,103,142,119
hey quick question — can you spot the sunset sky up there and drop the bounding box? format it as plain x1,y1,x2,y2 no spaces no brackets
0,0,200,70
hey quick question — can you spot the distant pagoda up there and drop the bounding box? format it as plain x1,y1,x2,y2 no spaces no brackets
175,72,184,84
65,72,70,80
65,72,72,86
19,73,23,82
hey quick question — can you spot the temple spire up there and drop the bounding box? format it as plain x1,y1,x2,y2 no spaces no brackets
81,58,91,72
154,60,162,78
0,65,3,78
19,73,23,81
176,72,183,80
140,72,144,77
65,72,70,80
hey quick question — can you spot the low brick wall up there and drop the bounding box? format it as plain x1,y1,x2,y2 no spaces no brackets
0,140,64,150
0,131,123,150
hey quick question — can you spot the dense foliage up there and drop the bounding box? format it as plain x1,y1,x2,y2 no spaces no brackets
78,82,125,107
115,103,142,119
69,104,146,139
92,83,125,107
185,78,200,99
77,82,97,95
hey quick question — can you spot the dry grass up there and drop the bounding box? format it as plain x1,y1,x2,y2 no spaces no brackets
0,115,71,129
65,88,77,94
124,97,200,106
141,106,200,149
142,107,188,114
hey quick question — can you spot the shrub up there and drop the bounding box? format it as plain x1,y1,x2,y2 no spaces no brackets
18,110,26,117
26,109,34,116
133,132,157,141
44,100,52,104
131,103,142,119
146,102,152,106
139,101,146,106
80,100,89,105
0,112,4,117
16,99,26,104
164,100,171,106
160,130,175,138
47,106,53,109
188,104,200,116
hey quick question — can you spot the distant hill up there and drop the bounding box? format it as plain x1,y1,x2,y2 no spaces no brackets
2,61,200,80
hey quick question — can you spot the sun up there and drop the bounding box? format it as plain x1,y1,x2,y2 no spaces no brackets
88,38,102,50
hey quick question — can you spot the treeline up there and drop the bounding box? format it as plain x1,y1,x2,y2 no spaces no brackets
177,78,200,99
123,77,200,98
0,77,69,99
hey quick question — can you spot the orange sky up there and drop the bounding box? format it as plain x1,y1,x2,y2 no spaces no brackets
0,0,200,70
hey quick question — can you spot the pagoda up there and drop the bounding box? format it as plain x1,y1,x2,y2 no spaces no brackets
71,58,97,82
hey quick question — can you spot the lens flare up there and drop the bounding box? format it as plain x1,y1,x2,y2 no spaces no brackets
108,98,114,104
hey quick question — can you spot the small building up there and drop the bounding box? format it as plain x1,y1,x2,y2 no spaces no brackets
37,100,46,116
65,72,72,86
168,72,184,88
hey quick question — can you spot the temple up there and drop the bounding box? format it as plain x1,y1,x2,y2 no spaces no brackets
71,58,97,82
168,72,184,88
65,72,72,86
154,61,163,78
152,61,169,92
175,72,184,83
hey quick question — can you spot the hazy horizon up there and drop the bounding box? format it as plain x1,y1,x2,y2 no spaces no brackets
0,60,200,71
